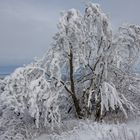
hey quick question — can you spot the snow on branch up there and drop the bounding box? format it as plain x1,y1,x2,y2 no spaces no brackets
100,82,137,117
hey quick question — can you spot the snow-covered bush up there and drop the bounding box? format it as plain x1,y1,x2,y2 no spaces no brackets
0,66,65,139
0,66,63,128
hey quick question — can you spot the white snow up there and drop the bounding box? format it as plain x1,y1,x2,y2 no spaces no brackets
35,120,140,140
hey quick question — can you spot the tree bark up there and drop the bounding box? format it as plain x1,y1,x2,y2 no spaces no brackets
69,44,83,118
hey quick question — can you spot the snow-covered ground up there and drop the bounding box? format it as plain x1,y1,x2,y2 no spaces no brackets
35,120,140,140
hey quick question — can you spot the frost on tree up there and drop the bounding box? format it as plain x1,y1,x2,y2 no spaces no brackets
113,24,140,72
0,3,140,140
109,24,140,114
32,3,137,121
0,66,62,139
33,3,112,119
1,66,62,127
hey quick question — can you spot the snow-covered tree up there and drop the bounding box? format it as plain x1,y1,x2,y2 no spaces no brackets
0,4,139,140
109,24,140,114
32,3,136,121
113,24,140,72
31,3,111,119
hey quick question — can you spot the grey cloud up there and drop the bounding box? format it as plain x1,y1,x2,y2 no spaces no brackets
0,0,140,66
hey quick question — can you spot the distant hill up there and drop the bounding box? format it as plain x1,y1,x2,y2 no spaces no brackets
0,65,21,78
0,74,9,79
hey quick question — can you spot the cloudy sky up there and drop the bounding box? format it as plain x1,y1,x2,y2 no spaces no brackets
0,0,140,67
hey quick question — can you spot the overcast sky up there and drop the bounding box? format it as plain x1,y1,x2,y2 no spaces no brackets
0,0,140,67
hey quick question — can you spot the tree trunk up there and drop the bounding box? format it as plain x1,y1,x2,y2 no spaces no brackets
95,63,104,121
95,95,101,121
69,44,83,118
